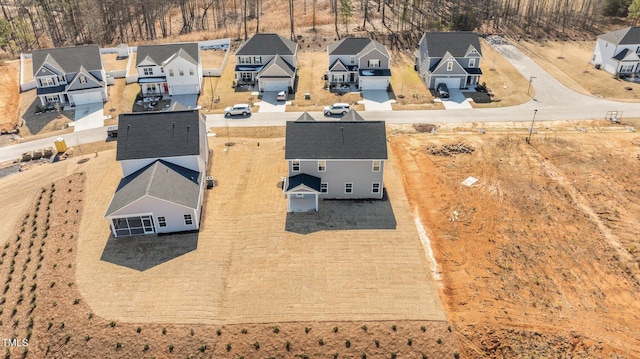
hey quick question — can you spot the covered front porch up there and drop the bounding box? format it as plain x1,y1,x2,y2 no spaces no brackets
139,77,169,96
284,173,322,213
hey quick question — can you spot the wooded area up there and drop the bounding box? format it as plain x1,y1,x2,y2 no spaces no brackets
0,0,638,56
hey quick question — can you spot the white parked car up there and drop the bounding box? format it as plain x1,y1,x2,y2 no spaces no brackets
224,104,251,117
276,91,287,101
323,103,350,116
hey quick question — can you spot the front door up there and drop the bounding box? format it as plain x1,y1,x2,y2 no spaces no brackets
142,215,155,234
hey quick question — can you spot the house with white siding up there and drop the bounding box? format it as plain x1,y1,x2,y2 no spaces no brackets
284,111,387,213
104,109,209,237
234,33,298,92
32,44,108,107
591,26,640,76
136,43,202,97
326,37,391,90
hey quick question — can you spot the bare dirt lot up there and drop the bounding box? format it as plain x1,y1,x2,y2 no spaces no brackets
390,121,640,358
0,60,21,133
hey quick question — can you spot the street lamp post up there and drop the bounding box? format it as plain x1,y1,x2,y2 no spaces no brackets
527,76,537,95
526,109,538,144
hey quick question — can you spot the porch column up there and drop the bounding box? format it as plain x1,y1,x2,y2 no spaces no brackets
315,193,318,212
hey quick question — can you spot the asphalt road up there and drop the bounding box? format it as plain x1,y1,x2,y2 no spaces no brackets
1,40,639,164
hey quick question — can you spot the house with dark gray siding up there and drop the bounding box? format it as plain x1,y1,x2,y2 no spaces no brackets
104,109,209,237
32,44,108,107
284,111,387,212
415,32,483,90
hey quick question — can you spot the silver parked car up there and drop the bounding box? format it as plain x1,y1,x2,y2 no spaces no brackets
323,103,350,116
224,104,251,117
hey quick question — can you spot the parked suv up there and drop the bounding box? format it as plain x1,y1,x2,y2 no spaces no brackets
224,104,251,117
323,103,350,116
436,83,449,98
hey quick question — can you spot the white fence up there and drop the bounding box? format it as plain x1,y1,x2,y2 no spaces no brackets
19,53,36,92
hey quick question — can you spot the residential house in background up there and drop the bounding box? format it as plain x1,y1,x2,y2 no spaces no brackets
591,26,640,76
415,32,483,90
284,111,387,213
136,43,202,97
326,37,391,91
32,44,108,107
234,33,298,92
104,109,209,237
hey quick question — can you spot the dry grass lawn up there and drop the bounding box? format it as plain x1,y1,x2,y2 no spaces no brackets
0,60,21,133
389,52,444,110
200,48,227,69
101,53,129,72
20,57,33,82
515,39,640,101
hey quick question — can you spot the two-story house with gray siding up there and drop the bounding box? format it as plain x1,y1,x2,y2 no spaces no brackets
326,37,391,90
284,111,387,213
32,44,108,107
234,33,298,92
415,32,482,90
104,109,209,237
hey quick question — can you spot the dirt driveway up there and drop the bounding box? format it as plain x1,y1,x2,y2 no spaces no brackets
75,136,446,325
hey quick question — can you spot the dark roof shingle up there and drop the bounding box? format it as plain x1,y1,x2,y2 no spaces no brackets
599,26,640,45
136,43,200,67
286,173,322,192
285,114,387,160
327,37,389,57
116,109,204,161
422,32,482,58
32,45,102,74
236,33,297,56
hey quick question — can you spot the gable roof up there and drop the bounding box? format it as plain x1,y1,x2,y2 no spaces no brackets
236,33,297,56
66,66,103,90
421,32,482,58
599,26,640,45
340,109,365,121
285,114,387,160
257,54,296,78
116,109,204,161
136,43,200,67
285,173,321,192
327,37,390,58
104,160,201,216
32,45,102,75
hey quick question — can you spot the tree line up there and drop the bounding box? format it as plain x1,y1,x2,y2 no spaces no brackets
0,0,638,56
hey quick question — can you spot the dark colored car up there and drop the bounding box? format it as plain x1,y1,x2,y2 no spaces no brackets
436,83,449,98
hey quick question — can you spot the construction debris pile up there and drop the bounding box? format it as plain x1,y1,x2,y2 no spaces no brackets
413,123,438,133
426,142,476,156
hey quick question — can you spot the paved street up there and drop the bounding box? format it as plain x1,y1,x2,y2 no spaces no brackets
2,39,640,164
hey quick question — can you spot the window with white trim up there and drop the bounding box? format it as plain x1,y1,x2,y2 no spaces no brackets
321,182,328,193
620,64,634,73
368,59,380,68
241,72,252,81
253,56,262,64
447,61,453,71
184,214,193,225
143,67,153,76
345,182,353,194
189,68,194,75
179,69,184,76
372,182,381,194
79,76,87,84
468,58,475,67
292,160,300,172
158,216,167,227
318,160,326,172
372,160,381,172
350,56,355,64
39,77,55,87
169,69,174,76
239,56,251,64
45,95,59,103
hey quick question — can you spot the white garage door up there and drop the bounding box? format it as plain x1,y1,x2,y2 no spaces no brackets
360,78,389,90
433,77,462,90
72,92,103,105
262,80,289,92
171,84,198,95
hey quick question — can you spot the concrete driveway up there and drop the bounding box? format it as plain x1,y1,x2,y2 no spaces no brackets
72,103,104,132
255,91,287,113
170,94,198,109
361,90,394,111
437,89,473,110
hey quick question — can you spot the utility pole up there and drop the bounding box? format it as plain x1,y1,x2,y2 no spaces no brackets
527,76,536,95
526,109,538,144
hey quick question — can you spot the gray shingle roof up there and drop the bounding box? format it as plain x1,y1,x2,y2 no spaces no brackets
327,37,389,57
105,160,201,216
116,109,204,161
340,109,365,121
286,173,321,192
32,45,102,74
257,54,296,77
422,32,482,58
236,33,297,56
599,26,640,45
136,43,200,67
285,115,387,160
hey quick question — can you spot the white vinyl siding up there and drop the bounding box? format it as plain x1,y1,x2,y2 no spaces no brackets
143,67,153,76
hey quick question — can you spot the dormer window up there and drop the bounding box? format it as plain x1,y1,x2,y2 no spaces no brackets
368,59,380,68
468,59,475,68
143,67,153,76
447,61,453,71
79,76,87,84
